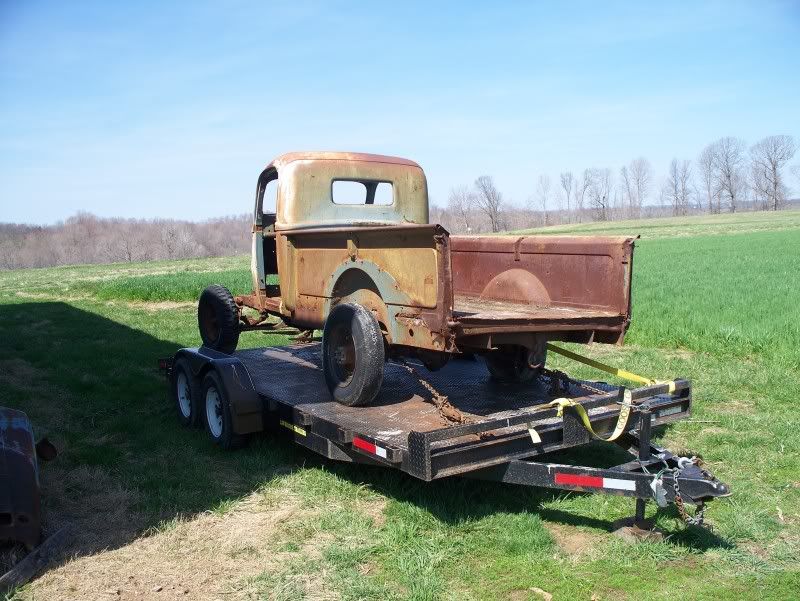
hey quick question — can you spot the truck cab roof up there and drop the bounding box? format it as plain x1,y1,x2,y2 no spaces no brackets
258,151,429,230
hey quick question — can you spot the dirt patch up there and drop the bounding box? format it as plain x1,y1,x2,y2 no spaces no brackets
128,301,196,312
663,348,696,360
716,399,755,414
14,290,91,302
40,464,144,552
23,491,336,601
544,523,604,561
698,426,727,436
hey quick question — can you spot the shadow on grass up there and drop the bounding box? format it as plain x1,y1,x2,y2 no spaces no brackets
0,301,731,577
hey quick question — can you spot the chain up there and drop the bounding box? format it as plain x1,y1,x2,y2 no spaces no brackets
671,458,707,527
395,361,475,425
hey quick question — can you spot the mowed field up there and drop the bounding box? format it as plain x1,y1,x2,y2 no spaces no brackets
1,211,799,600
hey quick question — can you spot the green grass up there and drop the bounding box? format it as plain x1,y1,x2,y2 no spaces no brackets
1,210,799,600
84,269,254,302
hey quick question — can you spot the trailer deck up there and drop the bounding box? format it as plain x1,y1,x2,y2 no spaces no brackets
165,342,729,527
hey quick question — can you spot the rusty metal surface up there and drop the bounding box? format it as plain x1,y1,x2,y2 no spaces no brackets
242,152,635,353
450,234,634,344
265,152,429,230
0,408,41,550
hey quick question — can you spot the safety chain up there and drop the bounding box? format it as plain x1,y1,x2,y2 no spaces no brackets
672,457,707,527
395,361,475,425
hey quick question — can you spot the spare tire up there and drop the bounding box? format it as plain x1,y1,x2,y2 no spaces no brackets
198,285,240,354
322,302,385,406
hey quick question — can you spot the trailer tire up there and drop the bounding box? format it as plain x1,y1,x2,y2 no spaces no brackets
485,344,546,384
322,302,385,406
201,370,247,450
171,357,202,428
198,285,240,354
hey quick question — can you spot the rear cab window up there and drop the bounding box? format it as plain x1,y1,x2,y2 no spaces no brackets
332,180,393,206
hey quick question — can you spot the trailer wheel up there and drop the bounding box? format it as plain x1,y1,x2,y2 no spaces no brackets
485,344,546,384
201,371,247,449
322,302,385,406
198,285,240,354
171,357,202,428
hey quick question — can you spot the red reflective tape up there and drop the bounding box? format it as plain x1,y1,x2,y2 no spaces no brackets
352,437,377,454
555,472,604,488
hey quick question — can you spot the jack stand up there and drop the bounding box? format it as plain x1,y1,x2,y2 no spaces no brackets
612,400,664,541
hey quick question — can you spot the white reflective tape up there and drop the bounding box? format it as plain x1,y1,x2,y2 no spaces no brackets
658,406,682,418
602,477,637,491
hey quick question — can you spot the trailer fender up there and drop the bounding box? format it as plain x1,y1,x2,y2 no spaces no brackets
174,348,264,435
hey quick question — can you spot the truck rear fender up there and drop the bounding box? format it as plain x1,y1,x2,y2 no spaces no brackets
325,263,447,348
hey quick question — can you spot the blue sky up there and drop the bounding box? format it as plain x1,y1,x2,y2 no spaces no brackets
1,1,798,224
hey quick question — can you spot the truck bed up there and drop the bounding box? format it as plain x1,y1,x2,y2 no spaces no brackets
449,234,634,343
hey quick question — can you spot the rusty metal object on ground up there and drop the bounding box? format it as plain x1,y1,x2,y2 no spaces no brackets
0,407,42,551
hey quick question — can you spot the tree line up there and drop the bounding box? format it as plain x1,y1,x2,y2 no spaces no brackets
1,134,797,269
0,213,251,270
439,134,798,233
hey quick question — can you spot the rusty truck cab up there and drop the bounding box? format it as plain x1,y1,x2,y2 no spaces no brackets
250,152,431,320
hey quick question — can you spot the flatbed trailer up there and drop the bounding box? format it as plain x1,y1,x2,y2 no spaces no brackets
161,343,730,527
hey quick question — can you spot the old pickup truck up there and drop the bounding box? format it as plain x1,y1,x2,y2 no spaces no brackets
197,152,635,407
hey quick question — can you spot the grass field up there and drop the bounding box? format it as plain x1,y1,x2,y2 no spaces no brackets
1,211,799,600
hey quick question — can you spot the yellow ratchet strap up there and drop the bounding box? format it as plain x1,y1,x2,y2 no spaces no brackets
545,343,676,393
548,389,633,442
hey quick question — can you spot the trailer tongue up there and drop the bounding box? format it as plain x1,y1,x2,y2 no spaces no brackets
162,342,729,529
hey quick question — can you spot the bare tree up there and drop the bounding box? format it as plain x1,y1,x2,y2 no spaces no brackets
587,168,612,221
536,174,551,225
559,172,574,222
620,166,634,219
447,185,474,232
749,135,796,211
575,169,591,222
473,175,503,233
711,137,747,212
697,144,719,213
620,158,651,219
629,157,652,219
663,159,693,215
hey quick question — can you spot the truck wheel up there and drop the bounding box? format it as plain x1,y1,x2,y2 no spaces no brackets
198,285,240,354
171,357,202,428
322,303,385,406
202,371,247,450
485,344,546,384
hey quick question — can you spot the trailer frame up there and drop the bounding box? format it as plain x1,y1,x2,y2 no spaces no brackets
160,343,729,527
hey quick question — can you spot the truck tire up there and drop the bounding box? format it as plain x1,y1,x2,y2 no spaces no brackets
485,344,546,384
322,302,385,406
198,285,240,354
201,370,247,450
171,357,202,428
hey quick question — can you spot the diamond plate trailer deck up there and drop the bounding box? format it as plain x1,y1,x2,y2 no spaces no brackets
163,343,729,524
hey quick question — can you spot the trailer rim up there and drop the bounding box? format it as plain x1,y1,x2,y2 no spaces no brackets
205,385,224,438
176,371,192,419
